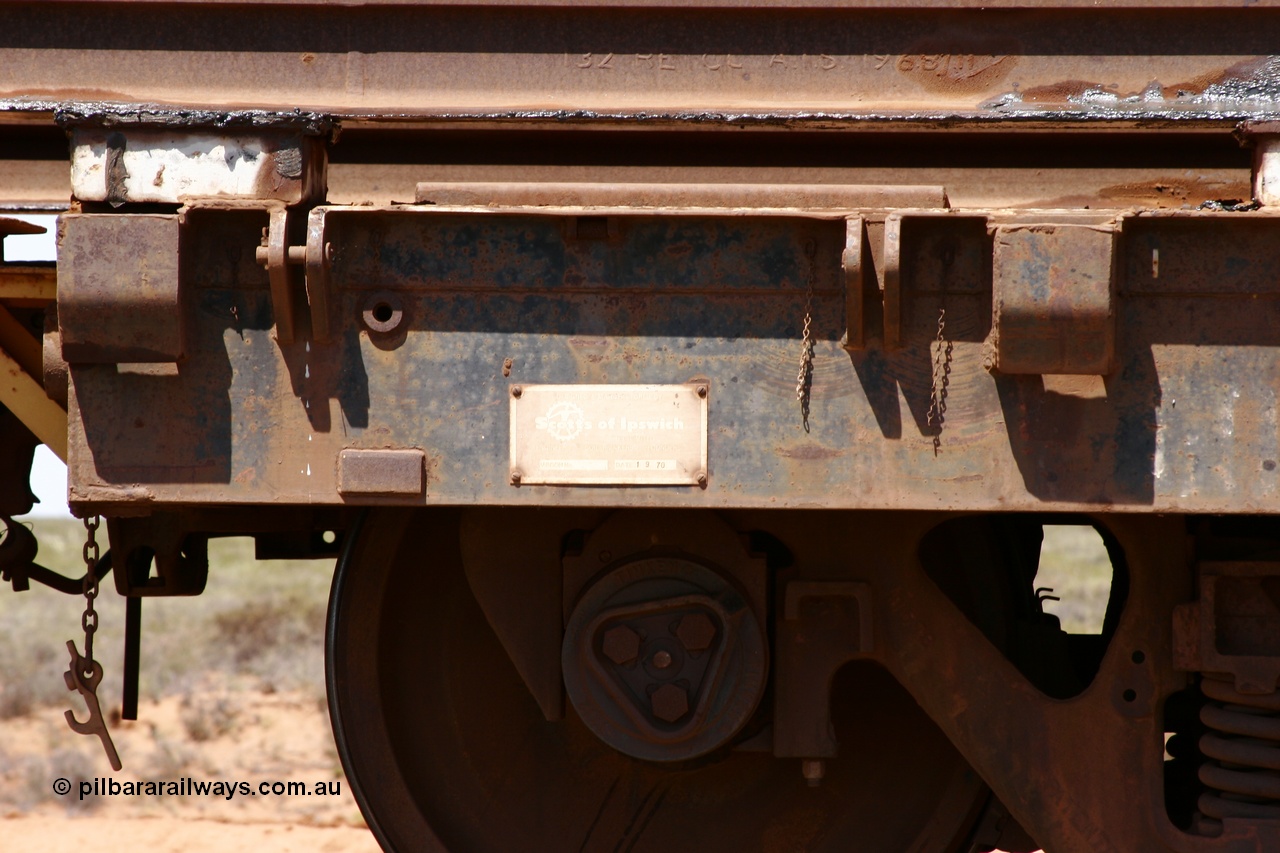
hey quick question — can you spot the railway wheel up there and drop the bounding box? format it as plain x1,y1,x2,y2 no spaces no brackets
327,508,990,852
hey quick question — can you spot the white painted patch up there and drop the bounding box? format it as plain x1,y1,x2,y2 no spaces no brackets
1256,137,1280,207
70,130,304,204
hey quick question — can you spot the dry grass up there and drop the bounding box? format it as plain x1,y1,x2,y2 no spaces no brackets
0,517,351,831
0,518,334,722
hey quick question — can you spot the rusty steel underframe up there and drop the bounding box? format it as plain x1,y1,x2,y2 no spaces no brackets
4,1,1280,123
52,200,1280,516
456,507,1280,853
2,2,1280,852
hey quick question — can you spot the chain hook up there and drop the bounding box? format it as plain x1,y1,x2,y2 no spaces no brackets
63,514,121,769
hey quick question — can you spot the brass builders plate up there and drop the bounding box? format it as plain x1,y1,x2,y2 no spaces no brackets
510,384,708,486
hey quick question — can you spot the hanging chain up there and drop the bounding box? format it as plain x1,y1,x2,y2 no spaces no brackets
63,514,121,770
796,240,817,433
928,308,953,455
80,516,101,670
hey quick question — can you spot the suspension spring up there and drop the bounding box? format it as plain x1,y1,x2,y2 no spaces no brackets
1194,675,1280,835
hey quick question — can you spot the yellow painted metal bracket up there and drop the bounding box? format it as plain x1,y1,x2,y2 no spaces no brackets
0,305,42,378
0,266,56,301
0,344,66,461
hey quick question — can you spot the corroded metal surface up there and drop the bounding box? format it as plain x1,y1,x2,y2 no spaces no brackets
990,223,1117,375
331,507,991,853
337,448,425,496
3,4,1280,125
331,505,1280,852
57,214,183,363
62,204,1280,514
0,125,1257,213
416,181,948,211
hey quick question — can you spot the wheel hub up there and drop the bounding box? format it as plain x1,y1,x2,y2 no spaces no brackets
562,557,767,762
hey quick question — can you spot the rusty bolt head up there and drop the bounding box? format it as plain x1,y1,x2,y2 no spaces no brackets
697,385,708,398
652,650,673,669
674,612,716,652
601,625,641,666
697,473,708,488
650,683,689,723
511,385,522,398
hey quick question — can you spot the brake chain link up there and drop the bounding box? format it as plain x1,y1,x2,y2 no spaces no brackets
81,516,100,664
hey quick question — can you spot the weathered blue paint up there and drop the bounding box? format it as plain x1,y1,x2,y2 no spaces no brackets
65,208,1280,514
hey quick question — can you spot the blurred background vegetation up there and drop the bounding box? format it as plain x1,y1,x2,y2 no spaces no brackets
0,518,335,722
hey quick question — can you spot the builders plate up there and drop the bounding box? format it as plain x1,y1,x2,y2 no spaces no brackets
510,384,708,486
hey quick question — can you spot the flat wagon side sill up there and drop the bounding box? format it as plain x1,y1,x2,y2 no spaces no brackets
52,195,1280,516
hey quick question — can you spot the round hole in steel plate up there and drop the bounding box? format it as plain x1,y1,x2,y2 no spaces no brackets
362,293,404,333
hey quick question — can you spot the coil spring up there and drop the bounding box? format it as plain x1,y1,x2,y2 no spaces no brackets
1194,675,1280,835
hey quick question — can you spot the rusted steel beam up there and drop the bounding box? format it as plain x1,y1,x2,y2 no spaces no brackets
2,3,1280,124
0,125,1256,212
61,203,1280,514
415,182,947,211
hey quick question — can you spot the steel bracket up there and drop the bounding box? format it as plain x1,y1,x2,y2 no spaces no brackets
840,217,868,351
254,206,332,344
772,579,873,758
58,213,184,363
882,211,987,350
108,514,209,597
989,223,1118,375
1174,562,1280,695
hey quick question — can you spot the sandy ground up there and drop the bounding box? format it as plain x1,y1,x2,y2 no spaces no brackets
2,818,379,853
0,681,380,853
